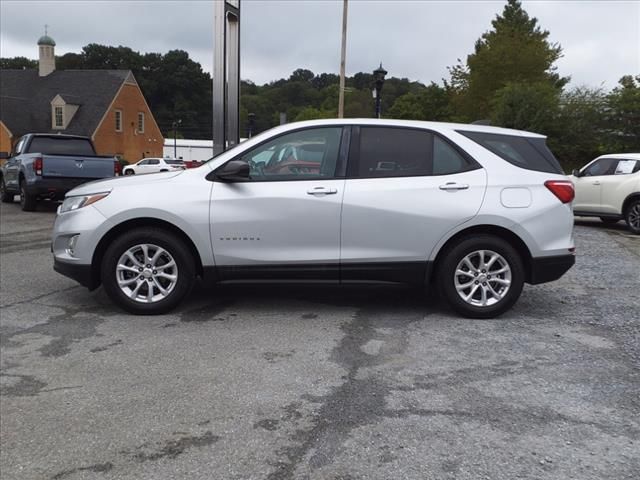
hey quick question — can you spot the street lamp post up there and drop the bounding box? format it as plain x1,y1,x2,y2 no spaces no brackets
172,119,182,158
247,113,256,138
372,63,387,119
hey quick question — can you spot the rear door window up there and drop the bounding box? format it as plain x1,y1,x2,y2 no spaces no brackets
458,130,563,174
355,127,432,178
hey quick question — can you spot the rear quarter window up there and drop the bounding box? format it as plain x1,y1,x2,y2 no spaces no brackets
457,130,563,174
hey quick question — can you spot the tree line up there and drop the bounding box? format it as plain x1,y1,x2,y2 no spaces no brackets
2,0,638,169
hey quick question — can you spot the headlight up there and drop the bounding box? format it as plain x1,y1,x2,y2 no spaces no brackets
59,192,110,213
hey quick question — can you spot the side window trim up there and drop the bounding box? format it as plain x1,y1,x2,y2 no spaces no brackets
209,126,347,183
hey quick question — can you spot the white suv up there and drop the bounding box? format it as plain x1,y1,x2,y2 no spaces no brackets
122,157,185,175
51,119,575,318
570,153,640,234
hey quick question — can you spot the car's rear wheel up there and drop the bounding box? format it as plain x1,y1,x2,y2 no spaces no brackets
438,235,524,319
19,180,37,211
0,178,14,203
625,199,640,234
124,169,134,175
101,228,196,314
599,217,619,225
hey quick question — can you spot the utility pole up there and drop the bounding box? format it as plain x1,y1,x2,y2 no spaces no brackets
338,0,348,118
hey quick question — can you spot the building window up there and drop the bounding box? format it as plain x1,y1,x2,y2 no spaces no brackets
115,110,123,132
54,106,64,128
137,112,145,133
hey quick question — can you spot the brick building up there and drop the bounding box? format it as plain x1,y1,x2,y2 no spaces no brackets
0,33,163,163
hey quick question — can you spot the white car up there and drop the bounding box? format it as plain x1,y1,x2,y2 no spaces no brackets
51,119,576,318
122,157,185,175
570,153,640,234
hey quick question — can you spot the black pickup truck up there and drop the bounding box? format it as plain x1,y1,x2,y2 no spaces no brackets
0,134,120,211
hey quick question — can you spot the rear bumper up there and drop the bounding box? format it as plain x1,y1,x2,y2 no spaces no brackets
53,259,98,290
529,254,575,284
27,177,105,200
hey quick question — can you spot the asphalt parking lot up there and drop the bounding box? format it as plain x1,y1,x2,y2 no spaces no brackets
1,201,639,480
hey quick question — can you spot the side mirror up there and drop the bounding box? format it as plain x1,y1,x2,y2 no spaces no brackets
213,160,250,182
572,169,581,177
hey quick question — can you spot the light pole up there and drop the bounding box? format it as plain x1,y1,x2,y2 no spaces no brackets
247,113,256,138
172,119,182,158
372,63,387,119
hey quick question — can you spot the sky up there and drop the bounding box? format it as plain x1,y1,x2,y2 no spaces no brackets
1,0,639,90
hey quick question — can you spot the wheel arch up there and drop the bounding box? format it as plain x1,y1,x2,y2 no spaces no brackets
430,224,534,284
622,192,640,216
90,217,204,289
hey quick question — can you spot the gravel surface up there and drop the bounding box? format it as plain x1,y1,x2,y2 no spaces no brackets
1,201,639,480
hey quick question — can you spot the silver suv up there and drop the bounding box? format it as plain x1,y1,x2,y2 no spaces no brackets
52,119,575,318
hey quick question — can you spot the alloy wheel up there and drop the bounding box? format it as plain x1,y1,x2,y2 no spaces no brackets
116,244,178,303
454,249,512,307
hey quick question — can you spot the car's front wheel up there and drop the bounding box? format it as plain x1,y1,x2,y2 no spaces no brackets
438,235,524,319
625,199,640,234
124,169,135,175
101,228,196,314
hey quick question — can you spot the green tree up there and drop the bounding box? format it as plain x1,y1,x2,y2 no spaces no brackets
0,56,37,69
606,75,640,152
490,81,560,134
450,0,567,120
553,86,608,169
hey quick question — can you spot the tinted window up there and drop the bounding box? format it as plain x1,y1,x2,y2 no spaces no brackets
138,159,149,165
458,130,563,174
241,127,342,181
433,136,469,175
148,159,160,165
583,158,618,176
165,159,184,165
27,137,95,156
358,127,431,177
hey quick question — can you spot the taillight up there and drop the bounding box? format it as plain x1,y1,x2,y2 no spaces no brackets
114,160,122,176
544,180,574,204
34,157,43,175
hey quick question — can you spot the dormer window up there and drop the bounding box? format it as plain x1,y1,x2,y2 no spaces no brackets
54,106,64,128
50,94,78,130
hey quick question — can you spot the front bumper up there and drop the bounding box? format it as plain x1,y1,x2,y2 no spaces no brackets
529,254,575,284
53,259,98,290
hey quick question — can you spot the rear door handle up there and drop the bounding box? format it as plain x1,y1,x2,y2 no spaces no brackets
592,181,601,185
307,186,338,195
439,183,469,191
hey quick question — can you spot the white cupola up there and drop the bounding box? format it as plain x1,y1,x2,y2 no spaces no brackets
38,27,56,77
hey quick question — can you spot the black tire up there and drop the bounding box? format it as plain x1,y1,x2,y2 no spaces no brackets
124,169,134,175
0,177,14,203
437,235,525,319
599,217,619,225
624,199,640,234
19,180,37,211
101,227,196,314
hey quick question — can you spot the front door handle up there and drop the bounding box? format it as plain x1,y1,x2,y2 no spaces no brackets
439,182,469,191
592,181,601,185
307,186,338,195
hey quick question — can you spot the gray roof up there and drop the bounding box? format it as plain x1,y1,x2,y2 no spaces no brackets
0,69,129,138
